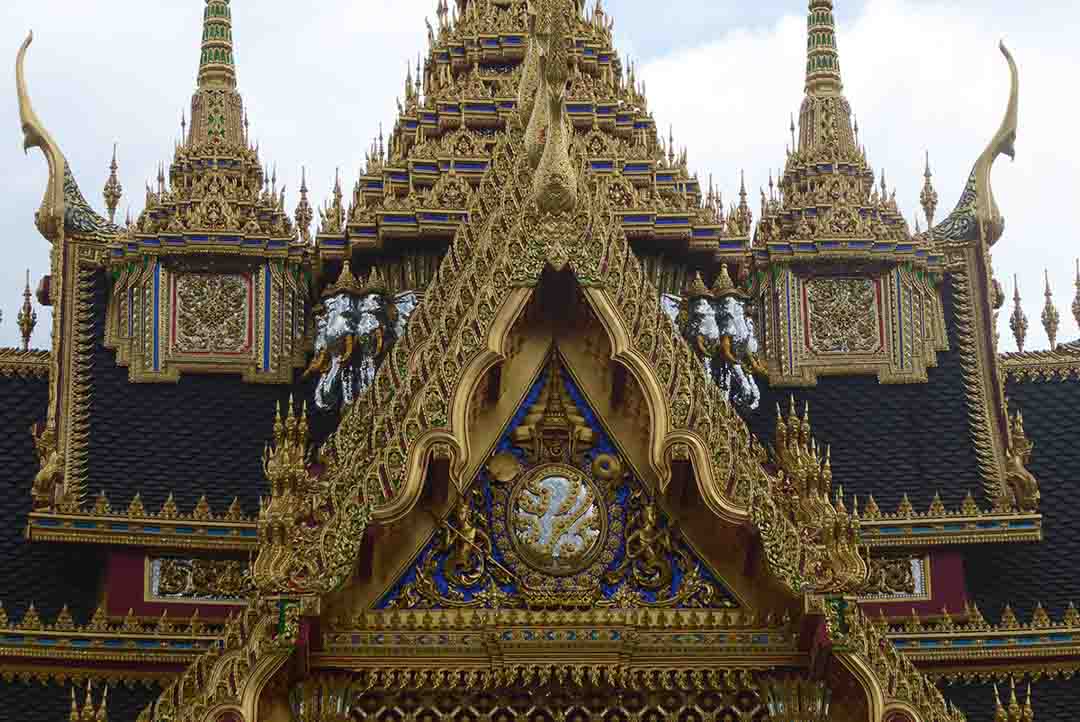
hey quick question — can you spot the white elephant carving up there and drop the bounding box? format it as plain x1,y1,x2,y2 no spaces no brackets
305,262,418,412
661,266,764,412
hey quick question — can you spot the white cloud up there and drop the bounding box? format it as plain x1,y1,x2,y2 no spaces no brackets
0,0,1076,351
641,0,1080,350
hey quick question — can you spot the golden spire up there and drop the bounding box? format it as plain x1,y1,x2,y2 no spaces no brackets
188,0,244,149
16,269,37,351
920,150,938,230
1041,270,1060,349
102,143,122,224
793,0,858,160
295,166,313,244
198,0,237,89
1072,259,1080,331
1008,677,1022,720
805,0,843,96
1010,276,1028,352
70,681,108,722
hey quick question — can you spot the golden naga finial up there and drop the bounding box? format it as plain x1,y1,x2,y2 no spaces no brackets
531,4,577,217
934,41,1018,245
516,0,543,126
17,269,37,351
16,31,67,243
524,51,551,169
1010,275,1028,352
1041,270,1060,349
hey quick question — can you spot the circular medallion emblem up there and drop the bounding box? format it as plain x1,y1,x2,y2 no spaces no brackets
506,463,608,577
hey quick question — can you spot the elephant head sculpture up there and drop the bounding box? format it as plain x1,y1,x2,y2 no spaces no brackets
305,261,418,412
662,264,764,413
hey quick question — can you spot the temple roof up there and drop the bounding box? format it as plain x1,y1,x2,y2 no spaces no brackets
959,372,1080,621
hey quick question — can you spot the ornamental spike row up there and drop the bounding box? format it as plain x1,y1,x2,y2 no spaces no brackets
855,488,1040,521
884,599,1080,636
0,601,219,637
65,491,252,521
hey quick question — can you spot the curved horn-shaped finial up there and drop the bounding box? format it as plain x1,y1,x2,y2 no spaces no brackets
973,40,1018,245
16,31,67,243
990,40,1019,162
930,40,1018,246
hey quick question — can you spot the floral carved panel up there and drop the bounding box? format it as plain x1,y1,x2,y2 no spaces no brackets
171,272,253,356
804,277,883,355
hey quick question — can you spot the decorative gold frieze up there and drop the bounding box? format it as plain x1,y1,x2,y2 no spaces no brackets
288,672,785,722
26,493,257,552
859,554,929,600
0,348,49,377
148,557,254,603
1001,346,1080,382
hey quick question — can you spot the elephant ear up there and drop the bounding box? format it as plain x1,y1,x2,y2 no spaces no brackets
392,292,420,339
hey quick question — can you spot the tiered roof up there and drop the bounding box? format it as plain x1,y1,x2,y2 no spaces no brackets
754,0,922,265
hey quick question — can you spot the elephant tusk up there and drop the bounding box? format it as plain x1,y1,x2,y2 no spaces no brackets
717,336,739,365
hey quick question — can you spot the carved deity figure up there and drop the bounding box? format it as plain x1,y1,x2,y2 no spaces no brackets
663,265,764,412
304,262,417,412
445,496,492,588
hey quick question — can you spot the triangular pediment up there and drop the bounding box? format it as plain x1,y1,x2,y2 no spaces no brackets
375,349,741,611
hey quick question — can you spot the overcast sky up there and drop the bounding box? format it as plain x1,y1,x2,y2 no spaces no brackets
1,0,1076,351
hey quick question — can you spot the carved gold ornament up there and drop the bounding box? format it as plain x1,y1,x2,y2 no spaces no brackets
507,463,607,577
173,273,250,354
805,277,881,354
